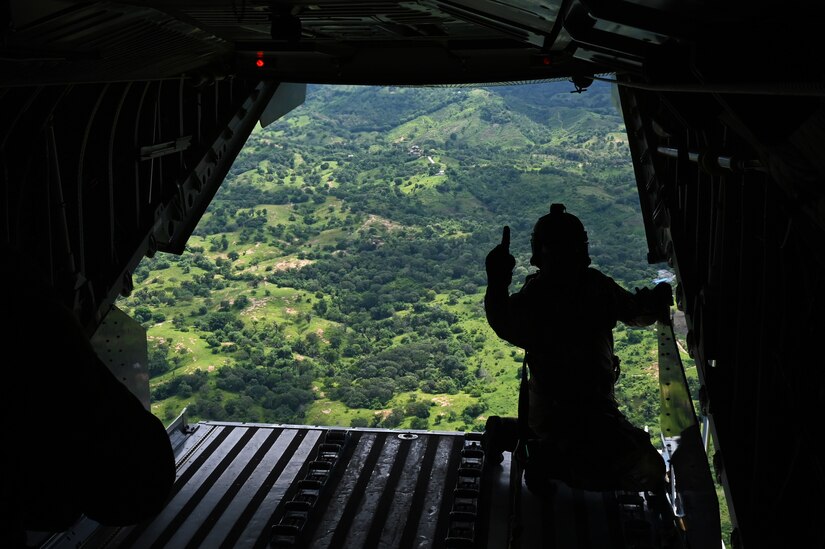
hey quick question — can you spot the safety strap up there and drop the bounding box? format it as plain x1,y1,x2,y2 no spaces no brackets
517,354,530,441
508,354,531,549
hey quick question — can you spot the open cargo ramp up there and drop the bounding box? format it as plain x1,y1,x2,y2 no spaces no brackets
39,419,684,549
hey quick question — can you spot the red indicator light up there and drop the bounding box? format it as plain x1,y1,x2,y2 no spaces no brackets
542,56,551,65
256,59,265,68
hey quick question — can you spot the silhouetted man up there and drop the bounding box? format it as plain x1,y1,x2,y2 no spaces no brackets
1,246,176,546
483,203,671,492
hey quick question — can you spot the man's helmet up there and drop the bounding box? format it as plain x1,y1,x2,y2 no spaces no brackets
530,203,591,268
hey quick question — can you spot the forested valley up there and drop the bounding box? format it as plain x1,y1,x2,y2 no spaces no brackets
117,81,695,440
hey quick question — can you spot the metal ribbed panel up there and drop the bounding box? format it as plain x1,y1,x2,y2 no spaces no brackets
5,4,229,85
177,2,464,41
269,430,467,548
76,424,471,549
92,424,326,548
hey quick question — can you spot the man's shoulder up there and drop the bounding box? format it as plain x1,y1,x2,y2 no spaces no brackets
583,268,625,296
585,267,617,284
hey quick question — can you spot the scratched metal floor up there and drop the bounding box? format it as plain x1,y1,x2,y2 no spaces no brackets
40,421,678,549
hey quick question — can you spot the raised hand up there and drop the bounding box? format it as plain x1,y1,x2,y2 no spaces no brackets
486,226,516,287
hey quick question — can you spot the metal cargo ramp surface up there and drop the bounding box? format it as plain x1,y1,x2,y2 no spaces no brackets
41,419,680,548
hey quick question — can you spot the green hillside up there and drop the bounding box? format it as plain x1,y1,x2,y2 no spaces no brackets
117,81,694,439
113,78,730,545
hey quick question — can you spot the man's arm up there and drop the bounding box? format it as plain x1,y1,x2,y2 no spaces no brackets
486,274,545,351
484,280,512,339
484,226,524,345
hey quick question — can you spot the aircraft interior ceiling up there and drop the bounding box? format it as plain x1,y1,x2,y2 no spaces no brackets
2,2,824,547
